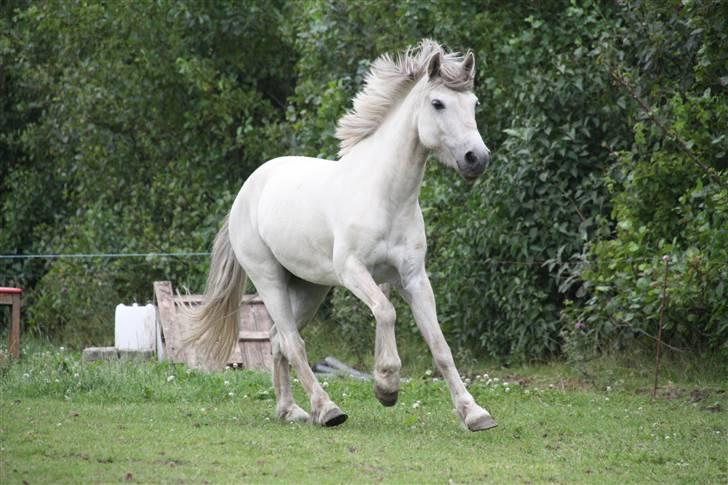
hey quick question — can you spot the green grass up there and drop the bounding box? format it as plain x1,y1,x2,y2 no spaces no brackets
1,342,726,484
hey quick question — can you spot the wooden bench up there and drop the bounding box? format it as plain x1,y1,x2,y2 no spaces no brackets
153,281,273,371
0,287,22,358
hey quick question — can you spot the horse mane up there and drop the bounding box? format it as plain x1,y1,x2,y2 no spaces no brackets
335,39,475,158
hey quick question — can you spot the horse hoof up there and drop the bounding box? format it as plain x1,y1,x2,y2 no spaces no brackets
314,403,348,427
324,411,348,427
375,389,399,407
466,414,498,432
278,404,310,424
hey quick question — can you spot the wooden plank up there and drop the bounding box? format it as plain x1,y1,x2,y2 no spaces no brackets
239,330,270,341
174,294,204,305
153,281,186,363
0,294,13,305
174,294,264,305
234,299,273,371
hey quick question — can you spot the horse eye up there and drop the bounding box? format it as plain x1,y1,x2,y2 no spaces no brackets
431,99,445,110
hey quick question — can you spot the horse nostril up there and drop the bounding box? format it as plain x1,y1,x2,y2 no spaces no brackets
465,151,477,164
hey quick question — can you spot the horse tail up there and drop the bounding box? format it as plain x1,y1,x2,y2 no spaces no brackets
182,215,247,370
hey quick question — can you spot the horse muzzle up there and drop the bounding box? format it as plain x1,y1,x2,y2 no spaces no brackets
457,149,490,180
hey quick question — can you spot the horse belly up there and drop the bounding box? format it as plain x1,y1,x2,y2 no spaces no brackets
270,229,338,286
253,158,339,286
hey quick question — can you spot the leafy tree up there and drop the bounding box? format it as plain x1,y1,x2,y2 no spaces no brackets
1,0,724,359
561,0,728,360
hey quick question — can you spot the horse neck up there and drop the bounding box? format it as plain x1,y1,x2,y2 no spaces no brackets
344,84,428,210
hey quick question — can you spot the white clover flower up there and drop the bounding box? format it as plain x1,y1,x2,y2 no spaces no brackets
228,392,234,397
224,380,230,386
166,375,175,382
23,373,30,379
425,369,433,376
412,400,421,409
505,387,511,393
322,381,329,388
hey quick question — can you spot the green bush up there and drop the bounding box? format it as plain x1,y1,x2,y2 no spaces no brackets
1,0,295,345
2,1,725,360
560,0,728,360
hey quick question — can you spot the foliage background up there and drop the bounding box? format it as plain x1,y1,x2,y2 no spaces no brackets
1,0,726,361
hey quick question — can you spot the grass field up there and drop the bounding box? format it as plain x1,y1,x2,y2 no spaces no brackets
1,341,726,484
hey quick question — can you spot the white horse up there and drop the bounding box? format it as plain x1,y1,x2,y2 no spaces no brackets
185,39,496,431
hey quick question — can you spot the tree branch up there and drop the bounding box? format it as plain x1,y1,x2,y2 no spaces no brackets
609,68,723,186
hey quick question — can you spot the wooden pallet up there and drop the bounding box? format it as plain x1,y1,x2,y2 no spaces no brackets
153,281,273,371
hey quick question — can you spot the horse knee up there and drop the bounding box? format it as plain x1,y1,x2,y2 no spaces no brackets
278,332,307,363
374,300,396,327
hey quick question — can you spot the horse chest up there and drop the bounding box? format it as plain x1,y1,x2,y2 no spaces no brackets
344,221,424,285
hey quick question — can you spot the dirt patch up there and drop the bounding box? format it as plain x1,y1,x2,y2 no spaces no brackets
636,384,724,410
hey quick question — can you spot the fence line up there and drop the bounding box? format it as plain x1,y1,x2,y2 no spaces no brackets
1,252,721,267
0,252,211,260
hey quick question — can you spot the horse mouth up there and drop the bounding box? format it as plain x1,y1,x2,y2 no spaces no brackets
458,167,484,182
456,160,485,182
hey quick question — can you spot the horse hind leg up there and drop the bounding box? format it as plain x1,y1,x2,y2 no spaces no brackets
272,279,331,424
271,330,310,423
249,266,345,427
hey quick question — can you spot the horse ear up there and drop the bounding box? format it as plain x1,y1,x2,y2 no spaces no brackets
427,51,443,79
463,51,475,78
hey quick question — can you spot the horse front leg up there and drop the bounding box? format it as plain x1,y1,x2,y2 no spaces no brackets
338,259,401,406
399,269,497,431
373,283,401,406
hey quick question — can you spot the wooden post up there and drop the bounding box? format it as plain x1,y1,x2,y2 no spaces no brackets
10,292,20,358
1,287,23,358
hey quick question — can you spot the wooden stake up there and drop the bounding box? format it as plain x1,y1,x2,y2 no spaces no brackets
653,255,670,399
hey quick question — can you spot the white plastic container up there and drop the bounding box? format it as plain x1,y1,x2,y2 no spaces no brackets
115,303,157,351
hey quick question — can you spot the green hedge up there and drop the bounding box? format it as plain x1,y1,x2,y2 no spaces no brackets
1,1,725,359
